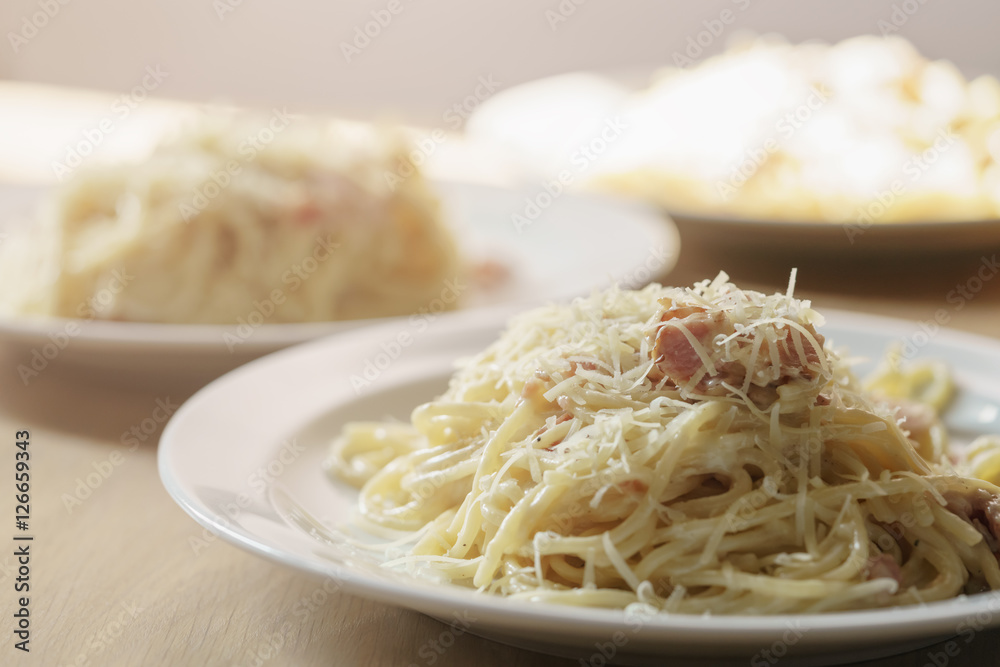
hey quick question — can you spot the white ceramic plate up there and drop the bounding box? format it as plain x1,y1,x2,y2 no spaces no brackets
0,181,678,385
159,306,1000,666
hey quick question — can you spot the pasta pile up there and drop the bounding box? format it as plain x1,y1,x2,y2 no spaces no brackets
329,274,1000,613
468,34,1000,223
0,112,458,324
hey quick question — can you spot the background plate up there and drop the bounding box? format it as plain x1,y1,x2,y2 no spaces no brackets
669,208,1000,256
0,180,678,387
464,71,1000,257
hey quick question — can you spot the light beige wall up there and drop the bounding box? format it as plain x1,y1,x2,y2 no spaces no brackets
0,0,997,123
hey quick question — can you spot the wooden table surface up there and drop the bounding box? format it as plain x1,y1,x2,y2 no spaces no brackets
2,234,1000,667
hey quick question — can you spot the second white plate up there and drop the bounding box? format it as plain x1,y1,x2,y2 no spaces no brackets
0,180,678,385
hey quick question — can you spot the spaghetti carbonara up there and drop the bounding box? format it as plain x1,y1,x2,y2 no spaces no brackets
0,112,459,324
468,34,1000,224
328,274,1000,613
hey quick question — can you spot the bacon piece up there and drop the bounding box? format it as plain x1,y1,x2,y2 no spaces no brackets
570,360,599,374
883,397,939,461
469,259,510,291
944,488,1000,553
292,200,323,225
872,520,913,560
649,298,824,407
519,378,546,401
519,378,558,415
651,302,738,393
620,479,648,494
866,553,904,585
886,398,937,441
772,326,824,381
888,399,936,436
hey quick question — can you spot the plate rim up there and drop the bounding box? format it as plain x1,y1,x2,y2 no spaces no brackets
666,206,1000,233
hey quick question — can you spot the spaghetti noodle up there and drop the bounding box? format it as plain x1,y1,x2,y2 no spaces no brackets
328,273,1000,613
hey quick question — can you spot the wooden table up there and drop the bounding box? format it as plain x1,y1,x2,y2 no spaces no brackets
2,234,1000,667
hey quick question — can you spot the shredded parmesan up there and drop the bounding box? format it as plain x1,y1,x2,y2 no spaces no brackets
328,274,1000,614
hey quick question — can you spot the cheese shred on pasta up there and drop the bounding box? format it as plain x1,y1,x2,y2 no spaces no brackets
328,274,1000,614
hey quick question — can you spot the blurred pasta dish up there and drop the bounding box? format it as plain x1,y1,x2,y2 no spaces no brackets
0,111,459,324
468,34,1000,224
